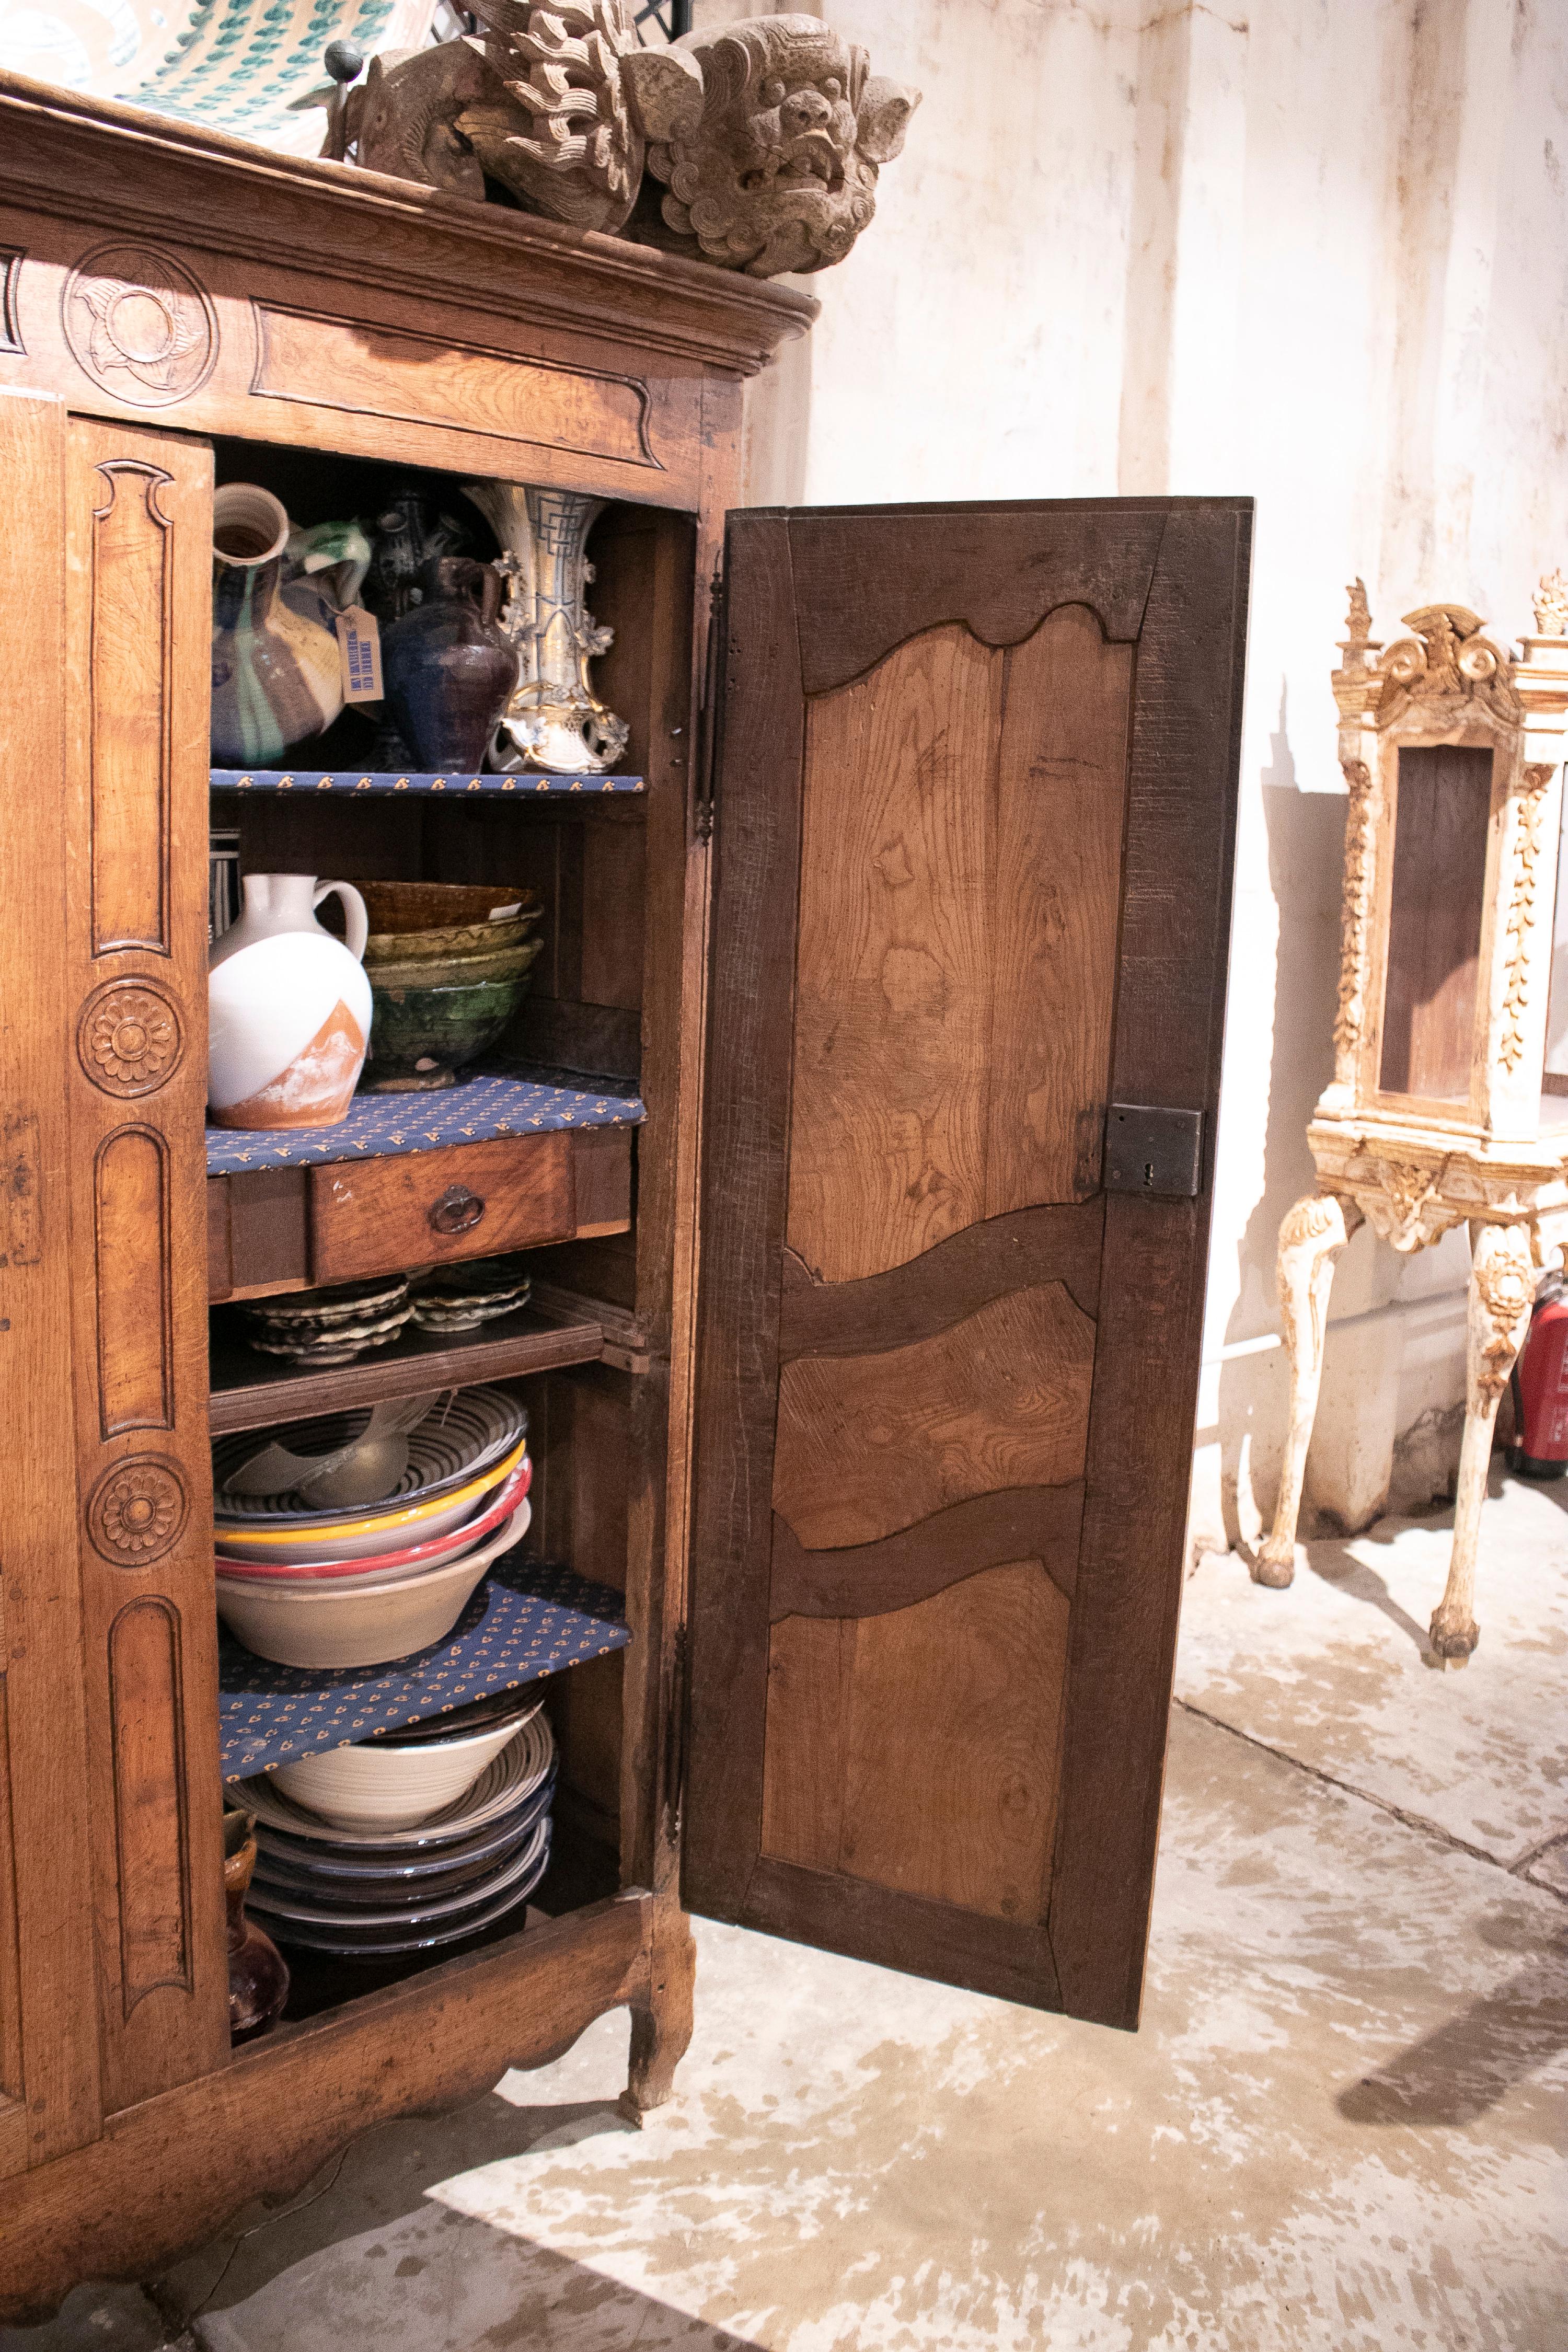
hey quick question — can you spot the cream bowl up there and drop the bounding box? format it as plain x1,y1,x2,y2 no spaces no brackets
269,1699,543,1831
215,1500,531,1668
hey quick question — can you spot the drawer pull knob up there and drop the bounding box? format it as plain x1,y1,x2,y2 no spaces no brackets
429,1184,486,1235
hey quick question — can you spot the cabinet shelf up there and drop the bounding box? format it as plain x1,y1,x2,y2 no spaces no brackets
209,1296,618,1433
211,769,646,798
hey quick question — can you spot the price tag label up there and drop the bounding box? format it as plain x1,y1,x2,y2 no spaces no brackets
336,607,384,703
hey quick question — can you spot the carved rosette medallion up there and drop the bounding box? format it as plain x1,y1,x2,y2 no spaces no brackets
62,243,217,408
77,980,185,1098
87,1456,188,1567
1470,1226,1536,1399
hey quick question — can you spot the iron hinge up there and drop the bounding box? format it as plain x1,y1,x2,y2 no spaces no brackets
1104,1103,1204,1197
694,558,725,843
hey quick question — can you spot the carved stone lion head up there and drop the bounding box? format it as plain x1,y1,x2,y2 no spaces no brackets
623,14,920,278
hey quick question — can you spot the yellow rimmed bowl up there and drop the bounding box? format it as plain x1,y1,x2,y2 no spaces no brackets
213,1429,528,1565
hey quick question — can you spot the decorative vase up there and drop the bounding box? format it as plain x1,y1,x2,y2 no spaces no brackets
223,1809,289,2041
462,482,630,774
210,484,361,766
208,873,372,1129
381,557,521,772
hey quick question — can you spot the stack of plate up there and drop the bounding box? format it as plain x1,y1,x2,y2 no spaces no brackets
236,1276,414,1367
214,1387,530,1668
410,1254,534,1333
232,1707,557,1961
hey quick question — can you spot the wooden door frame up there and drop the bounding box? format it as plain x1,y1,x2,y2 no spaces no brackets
683,497,1252,2027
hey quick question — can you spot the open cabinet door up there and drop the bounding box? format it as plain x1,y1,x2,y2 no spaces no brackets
684,499,1250,2028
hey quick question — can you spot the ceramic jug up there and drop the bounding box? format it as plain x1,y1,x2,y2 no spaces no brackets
382,556,521,771
223,1811,289,2042
211,484,359,766
209,874,372,1129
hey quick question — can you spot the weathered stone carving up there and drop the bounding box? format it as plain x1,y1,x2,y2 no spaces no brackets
320,10,919,279
622,14,920,276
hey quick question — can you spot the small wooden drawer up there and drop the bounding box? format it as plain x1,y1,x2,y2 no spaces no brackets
209,1126,632,1299
311,1133,574,1284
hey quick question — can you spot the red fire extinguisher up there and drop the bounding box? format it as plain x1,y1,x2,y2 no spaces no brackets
1508,1269,1568,1480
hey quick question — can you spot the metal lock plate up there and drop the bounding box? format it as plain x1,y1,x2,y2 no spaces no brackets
1104,1104,1204,1198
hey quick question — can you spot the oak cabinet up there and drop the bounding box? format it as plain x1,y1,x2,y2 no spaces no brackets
0,70,1249,2316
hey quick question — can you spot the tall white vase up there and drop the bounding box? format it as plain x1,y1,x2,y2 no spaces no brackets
462,482,630,774
209,874,372,1129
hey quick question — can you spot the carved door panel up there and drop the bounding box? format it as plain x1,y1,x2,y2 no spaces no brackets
685,501,1250,2025
0,391,101,2175
63,417,227,2109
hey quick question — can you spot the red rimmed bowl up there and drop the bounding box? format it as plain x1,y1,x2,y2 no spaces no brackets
214,1459,531,1584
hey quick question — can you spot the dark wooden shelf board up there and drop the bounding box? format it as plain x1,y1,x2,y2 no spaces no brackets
211,769,646,798
208,1302,606,1433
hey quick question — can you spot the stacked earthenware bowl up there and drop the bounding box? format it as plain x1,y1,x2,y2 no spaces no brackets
213,1386,530,1668
229,1694,557,1961
347,881,544,1092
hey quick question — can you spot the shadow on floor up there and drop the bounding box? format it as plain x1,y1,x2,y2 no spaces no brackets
152,2091,762,2352
1338,1909,1568,2126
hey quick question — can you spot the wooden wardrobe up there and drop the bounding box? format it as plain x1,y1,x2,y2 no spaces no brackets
0,70,1250,2316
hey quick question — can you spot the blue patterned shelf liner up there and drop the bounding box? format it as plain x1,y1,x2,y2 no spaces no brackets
205,1069,644,1175
220,1557,631,1778
211,770,647,796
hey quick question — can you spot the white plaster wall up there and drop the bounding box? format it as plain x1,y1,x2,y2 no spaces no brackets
705,0,1568,1547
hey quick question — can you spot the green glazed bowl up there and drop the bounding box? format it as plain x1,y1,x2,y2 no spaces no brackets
362,967,536,1092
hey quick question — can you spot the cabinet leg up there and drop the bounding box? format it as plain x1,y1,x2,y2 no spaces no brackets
1252,1193,1361,1587
619,1908,696,2125
1430,1222,1534,1662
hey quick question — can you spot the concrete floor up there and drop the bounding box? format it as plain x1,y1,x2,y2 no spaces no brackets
10,1477,1566,2352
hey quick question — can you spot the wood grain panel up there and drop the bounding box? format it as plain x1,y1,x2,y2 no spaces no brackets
786,625,998,1283
94,1126,172,1436
85,462,172,955
762,1564,1071,1922
250,304,657,468
772,1284,1094,1549
1378,744,1492,1101
769,1483,1082,1619
987,607,1131,1204
106,1598,191,2011
779,1199,1103,1359
786,607,1133,1284
0,1677,25,2115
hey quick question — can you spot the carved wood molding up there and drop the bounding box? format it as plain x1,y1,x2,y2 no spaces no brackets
61,242,217,409
0,70,817,378
1331,756,1375,1066
1500,761,1555,1074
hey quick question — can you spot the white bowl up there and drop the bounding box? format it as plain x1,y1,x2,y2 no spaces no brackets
215,1499,530,1668
270,1699,543,1831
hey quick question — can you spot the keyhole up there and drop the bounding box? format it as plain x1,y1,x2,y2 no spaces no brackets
1144,1161,1156,1189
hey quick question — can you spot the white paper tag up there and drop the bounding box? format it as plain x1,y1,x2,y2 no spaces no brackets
336,607,384,703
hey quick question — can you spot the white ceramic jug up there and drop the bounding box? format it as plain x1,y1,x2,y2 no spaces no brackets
209,874,372,1130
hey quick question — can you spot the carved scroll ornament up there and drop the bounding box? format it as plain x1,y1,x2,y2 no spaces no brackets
323,6,920,279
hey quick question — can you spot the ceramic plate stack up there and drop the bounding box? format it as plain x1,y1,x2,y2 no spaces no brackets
236,1276,414,1367
410,1254,534,1333
232,1703,557,1961
214,1387,530,1668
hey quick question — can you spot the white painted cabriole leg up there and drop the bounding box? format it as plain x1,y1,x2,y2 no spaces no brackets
1430,1221,1535,1662
1252,1192,1364,1588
